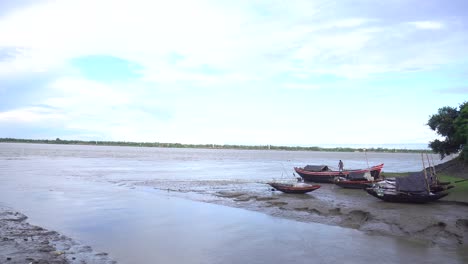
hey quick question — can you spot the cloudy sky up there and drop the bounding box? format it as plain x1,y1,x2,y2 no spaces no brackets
0,0,467,147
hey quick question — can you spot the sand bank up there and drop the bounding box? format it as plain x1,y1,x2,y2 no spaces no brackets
0,206,115,264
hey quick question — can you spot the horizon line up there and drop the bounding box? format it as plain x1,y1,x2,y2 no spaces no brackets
0,138,431,151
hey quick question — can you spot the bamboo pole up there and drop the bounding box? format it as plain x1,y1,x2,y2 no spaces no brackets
430,154,439,182
421,153,430,193
425,153,435,185
364,149,370,169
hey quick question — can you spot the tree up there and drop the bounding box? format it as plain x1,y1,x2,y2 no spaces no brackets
427,101,468,161
454,103,468,161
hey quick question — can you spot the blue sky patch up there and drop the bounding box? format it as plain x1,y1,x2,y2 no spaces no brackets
71,55,142,82
167,52,185,65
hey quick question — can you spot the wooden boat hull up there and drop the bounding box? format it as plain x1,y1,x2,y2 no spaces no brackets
293,171,336,183
268,183,321,194
334,180,379,189
431,185,454,193
294,164,384,183
365,188,449,203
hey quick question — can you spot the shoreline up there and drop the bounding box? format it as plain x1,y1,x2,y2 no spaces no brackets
0,205,115,264
137,179,468,248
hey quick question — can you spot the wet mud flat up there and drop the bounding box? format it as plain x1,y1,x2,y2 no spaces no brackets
137,179,468,248
0,206,115,264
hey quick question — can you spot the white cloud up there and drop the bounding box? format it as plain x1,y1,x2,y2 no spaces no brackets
0,0,249,76
0,0,466,145
408,21,444,30
1,0,464,82
0,76,174,142
47,77,131,107
0,106,65,123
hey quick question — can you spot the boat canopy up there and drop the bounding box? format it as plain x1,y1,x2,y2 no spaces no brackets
347,172,373,181
396,172,429,194
303,165,329,172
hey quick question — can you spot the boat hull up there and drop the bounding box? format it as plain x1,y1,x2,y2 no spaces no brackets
293,171,336,183
294,164,384,183
365,188,449,203
334,180,378,189
268,183,321,194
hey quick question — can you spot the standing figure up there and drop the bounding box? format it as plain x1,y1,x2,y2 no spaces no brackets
338,160,344,172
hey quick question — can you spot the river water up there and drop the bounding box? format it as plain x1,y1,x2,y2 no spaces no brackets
0,143,466,264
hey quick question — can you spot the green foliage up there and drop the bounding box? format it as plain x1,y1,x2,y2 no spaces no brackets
428,101,468,161
454,103,468,161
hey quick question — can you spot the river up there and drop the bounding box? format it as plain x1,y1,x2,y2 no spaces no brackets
0,143,466,263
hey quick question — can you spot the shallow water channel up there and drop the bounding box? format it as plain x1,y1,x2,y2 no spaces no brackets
0,143,466,264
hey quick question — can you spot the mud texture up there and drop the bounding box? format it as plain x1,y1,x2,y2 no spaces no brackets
137,179,468,248
0,206,116,264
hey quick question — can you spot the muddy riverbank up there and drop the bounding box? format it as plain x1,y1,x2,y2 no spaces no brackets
0,206,115,264
137,179,468,248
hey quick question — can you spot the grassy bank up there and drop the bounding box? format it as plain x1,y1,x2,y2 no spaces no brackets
381,172,468,203
438,174,468,203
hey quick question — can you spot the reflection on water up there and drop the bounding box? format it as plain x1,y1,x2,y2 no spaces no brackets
0,143,466,264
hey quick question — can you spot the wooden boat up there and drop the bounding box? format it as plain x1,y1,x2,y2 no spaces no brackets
334,171,382,189
365,170,450,203
294,164,384,183
383,178,454,193
365,188,449,203
334,179,382,189
268,182,321,194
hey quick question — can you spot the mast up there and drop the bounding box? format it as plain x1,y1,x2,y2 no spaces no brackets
421,153,430,193
430,154,438,182
364,149,370,169
425,153,434,185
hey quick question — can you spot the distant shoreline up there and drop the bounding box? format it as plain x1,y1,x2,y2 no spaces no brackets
0,138,431,154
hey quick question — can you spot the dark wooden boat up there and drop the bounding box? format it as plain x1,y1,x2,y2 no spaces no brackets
365,188,449,203
334,171,383,189
335,179,382,189
384,178,454,193
294,164,384,183
366,171,451,203
268,182,321,194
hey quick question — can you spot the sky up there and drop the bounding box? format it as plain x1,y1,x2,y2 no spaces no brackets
0,0,467,148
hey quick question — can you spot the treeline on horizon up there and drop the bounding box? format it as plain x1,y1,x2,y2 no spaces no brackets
0,138,431,153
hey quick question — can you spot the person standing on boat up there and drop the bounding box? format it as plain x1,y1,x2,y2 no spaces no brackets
338,160,344,172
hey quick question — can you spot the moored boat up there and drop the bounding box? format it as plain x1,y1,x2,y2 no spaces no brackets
365,187,449,203
384,178,454,193
294,164,384,183
268,182,321,194
334,171,382,189
365,171,450,203
335,179,381,189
